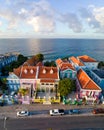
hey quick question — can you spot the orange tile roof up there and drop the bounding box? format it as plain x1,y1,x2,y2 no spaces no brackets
77,69,101,90
78,55,97,62
60,63,75,71
38,66,59,79
56,58,75,71
70,56,84,66
55,58,63,66
14,66,37,79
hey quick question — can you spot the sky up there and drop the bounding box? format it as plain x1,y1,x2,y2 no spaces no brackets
0,0,104,38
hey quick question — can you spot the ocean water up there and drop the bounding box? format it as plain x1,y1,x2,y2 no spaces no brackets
0,38,104,61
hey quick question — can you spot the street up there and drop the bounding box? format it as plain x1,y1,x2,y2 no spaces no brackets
0,116,104,130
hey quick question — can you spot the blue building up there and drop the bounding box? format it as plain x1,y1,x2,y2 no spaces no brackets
87,69,104,90
0,52,19,75
6,72,20,94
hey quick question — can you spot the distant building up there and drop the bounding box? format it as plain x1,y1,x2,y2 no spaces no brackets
0,52,19,75
77,55,99,70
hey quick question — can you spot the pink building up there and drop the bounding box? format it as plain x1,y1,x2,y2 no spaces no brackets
76,69,101,104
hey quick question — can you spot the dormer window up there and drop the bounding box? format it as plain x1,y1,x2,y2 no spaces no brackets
30,69,34,74
43,69,46,74
50,69,53,74
24,69,27,74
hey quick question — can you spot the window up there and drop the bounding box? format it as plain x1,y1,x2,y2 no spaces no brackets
30,69,34,74
24,69,28,74
43,69,46,74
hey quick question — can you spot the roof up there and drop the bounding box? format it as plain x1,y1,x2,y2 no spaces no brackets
14,66,37,79
78,55,97,62
70,56,84,66
60,63,75,71
55,58,63,66
77,69,101,90
56,58,75,71
38,66,59,79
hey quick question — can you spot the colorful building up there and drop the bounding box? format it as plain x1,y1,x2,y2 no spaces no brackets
77,55,99,70
69,56,86,70
76,69,102,104
56,58,76,79
0,52,19,75
87,69,104,90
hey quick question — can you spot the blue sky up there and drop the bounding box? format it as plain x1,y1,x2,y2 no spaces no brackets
0,0,104,38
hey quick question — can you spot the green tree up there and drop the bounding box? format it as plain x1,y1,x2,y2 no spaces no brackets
17,54,28,65
35,53,44,62
44,61,56,67
58,78,76,97
0,78,8,91
98,61,104,69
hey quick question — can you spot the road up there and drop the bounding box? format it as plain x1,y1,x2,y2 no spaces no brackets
0,116,104,130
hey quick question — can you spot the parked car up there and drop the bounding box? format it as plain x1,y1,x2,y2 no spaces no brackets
68,109,80,115
17,110,29,117
92,108,104,114
49,109,65,116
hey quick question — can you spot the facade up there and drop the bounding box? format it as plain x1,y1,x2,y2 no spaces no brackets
7,65,60,104
7,72,20,93
37,66,60,92
56,58,76,79
77,55,99,70
76,69,102,103
87,69,104,90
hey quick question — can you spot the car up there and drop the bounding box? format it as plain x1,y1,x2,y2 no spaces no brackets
49,109,65,116
92,108,104,114
17,110,29,117
68,109,80,115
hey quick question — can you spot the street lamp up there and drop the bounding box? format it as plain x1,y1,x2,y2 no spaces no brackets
4,116,8,130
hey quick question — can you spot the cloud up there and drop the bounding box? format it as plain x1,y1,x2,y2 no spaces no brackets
92,7,104,32
60,13,83,33
0,0,56,33
28,16,55,33
78,6,104,33
27,0,55,33
0,0,104,37
0,21,2,26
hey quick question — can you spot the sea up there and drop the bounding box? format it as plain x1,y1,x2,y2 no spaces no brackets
0,38,104,61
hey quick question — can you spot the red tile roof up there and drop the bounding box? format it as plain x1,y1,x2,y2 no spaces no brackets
55,58,63,66
38,66,59,79
70,56,84,66
78,55,97,62
77,69,101,90
14,66,37,79
60,63,75,71
56,58,75,71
